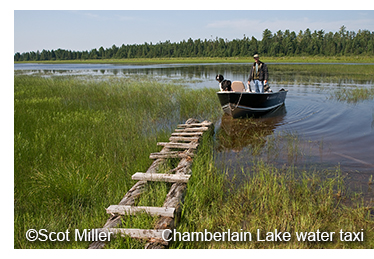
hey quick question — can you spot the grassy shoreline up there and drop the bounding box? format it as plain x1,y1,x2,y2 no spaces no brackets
172,140,374,249
14,75,374,249
14,75,221,248
14,56,374,64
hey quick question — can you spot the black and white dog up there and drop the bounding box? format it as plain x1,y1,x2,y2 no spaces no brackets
216,74,232,91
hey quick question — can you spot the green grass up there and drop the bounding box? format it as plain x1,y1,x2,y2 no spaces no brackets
329,87,374,103
14,75,221,248
14,75,373,249
171,137,374,249
270,64,374,85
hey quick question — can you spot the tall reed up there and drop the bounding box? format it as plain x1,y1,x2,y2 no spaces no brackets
14,75,373,249
14,75,221,248
171,144,374,249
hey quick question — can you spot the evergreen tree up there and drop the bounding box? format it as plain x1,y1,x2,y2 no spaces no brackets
14,27,374,61
260,29,272,55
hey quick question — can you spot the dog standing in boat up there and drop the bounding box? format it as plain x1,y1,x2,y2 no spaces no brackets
216,74,232,91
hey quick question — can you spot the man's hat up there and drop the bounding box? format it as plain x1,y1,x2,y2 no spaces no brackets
253,54,259,58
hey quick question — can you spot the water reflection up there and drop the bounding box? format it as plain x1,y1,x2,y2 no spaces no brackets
14,63,373,90
216,105,286,153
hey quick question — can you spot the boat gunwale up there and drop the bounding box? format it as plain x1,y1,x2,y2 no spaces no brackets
216,90,288,95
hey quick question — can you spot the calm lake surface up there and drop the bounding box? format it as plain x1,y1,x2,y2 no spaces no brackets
14,63,374,200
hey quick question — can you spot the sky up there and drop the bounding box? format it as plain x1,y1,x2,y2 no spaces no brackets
12,5,374,54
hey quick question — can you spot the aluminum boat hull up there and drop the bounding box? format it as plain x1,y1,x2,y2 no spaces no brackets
217,90,288,118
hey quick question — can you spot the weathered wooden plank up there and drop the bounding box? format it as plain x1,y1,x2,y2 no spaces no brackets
132,172,190,183
89,159,165,243
145,158,166,174
177,122,213,128
89,118,211,250
156,142,199,149
166,163,193,175
161,182,187,209
169,136,200,142
106,205,175,218
89,160,167,249
151,157,192,233
89,228,169,247
118,180,147,205
171,132,204,137
145,241,168,249
174,127,209,132
88,180,148,249
106,228,168,241
149,151,194,159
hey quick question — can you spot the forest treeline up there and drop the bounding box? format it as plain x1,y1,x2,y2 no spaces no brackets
14,26,374,61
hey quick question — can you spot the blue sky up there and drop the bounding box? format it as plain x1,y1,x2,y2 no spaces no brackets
13,7,374,54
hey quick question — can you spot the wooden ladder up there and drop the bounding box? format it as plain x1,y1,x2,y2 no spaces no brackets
88,118,213,249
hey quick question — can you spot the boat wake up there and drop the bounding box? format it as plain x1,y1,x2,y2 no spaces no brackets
285,109,321,125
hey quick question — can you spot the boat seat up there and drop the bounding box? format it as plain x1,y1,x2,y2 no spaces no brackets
231,81,245,92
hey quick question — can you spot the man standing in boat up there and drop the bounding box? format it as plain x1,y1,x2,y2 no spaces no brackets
248,54,268,93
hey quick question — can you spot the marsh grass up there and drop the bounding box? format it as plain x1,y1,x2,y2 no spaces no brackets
171,139,374,249
270,64,374,86
265,131,307,165
14,75,221,248
14,75,373,249
330,86,374,103
172,121,374,249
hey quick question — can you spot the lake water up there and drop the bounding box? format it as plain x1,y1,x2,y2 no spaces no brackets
14,63,374,200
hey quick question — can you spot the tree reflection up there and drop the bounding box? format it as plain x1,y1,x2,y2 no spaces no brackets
215,105,286,154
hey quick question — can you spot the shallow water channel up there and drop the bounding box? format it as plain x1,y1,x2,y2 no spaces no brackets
15,62,374,201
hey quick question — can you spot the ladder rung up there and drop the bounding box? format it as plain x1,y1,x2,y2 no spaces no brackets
98,228,169,242
149,151,194,159
132,172,190,183
106,205,175,217
177,122,212,128
174,127,209,132
169,136,199,142
157,142,198,149
171,132,203,136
